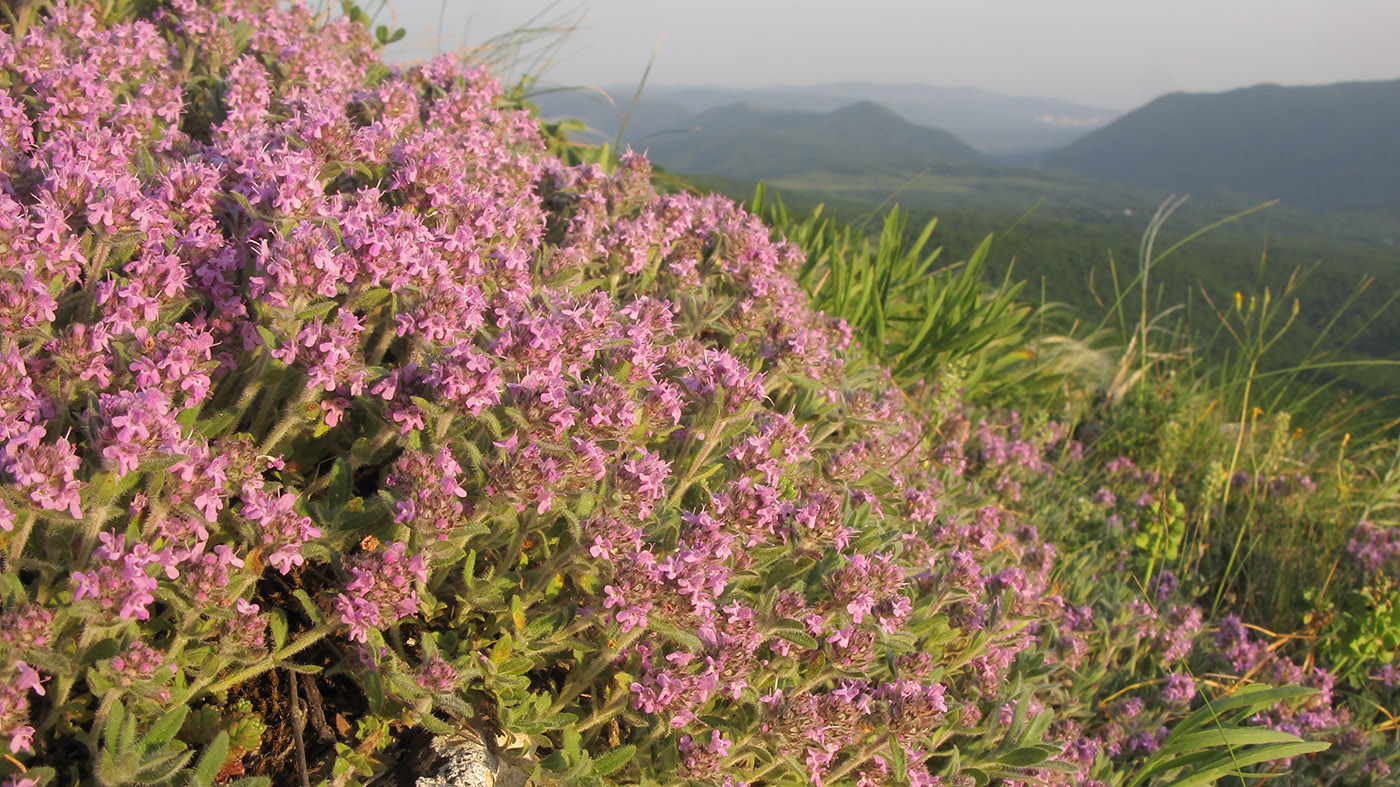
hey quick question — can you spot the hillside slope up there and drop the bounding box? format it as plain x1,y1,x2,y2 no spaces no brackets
1042,79,1400,210
632,100,995,180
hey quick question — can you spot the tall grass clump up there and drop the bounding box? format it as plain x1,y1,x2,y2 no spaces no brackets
1063,197,1400,625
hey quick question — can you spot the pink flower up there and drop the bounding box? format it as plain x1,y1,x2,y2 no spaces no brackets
14,662,43,696
7,726,34,754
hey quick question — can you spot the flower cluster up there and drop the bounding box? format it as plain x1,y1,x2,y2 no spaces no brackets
335,542,428,643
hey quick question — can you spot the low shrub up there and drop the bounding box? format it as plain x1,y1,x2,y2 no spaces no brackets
0,1,1396,786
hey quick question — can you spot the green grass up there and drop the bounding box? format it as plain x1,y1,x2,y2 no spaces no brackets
684,168,1400,433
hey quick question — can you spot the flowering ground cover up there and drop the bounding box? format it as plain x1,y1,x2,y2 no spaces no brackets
0,1,1396,785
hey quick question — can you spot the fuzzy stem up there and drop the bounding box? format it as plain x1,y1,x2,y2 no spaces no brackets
822,733,891,785
195,622,334,698
259,384,321,455
78,502,116,567
8,511,36,565
224,376,267,434
547,625,643,717
365,319,398,368
576,689,630,736
666,413,732,510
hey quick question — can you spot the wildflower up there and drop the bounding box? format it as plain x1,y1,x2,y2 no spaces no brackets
334,542,427,643
1346,520,1400,573
1374,663,1400,688
71,533,160,622
1161,672,1196,705
240,488,321,575
223,599,268,653
414,655,460,693
12,663,43,698
5,436,83,519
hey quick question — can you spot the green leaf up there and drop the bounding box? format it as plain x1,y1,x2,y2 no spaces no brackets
1131,686,1329,787
282,662,323,675
497,656,534,676
1160,686,1315,754
461,549,477,587
771,627,818,650
1167,740,1330,787
533,712,578,730
1036,759,1086,774
1169,726,1311,753
192,731,230,787
118,704,140,754
194,409,238,440
143,705,189,747
363,670,385,714
268,609,288,652
962,767,990,787
81,638,122,666
649,617,702,651
293,589,324,623
563,725,582,760
104,700,126,755
326,458,351,510
539,750,569,772
593,744,636,776
996,692,1029,754
995,744,1058,767
463,441,487,486
133,747,195,782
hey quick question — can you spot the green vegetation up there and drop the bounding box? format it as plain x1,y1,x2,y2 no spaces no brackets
540,71,1400,779
686,171,1400,430
6,1,1399,783
737,173,1400,783
549,85,1400,422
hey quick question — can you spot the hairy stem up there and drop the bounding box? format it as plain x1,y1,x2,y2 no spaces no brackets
195,622,334,698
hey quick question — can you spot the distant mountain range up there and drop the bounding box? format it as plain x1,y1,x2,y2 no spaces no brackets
533,82,1116,156
1042,80,1400,210
533,79,1400,213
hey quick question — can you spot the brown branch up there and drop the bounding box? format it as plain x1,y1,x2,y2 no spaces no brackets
299,674,336,743
289,669,311,787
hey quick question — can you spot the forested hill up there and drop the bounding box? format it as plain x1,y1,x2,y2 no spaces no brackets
1042,79,1400,210
633,100,995,181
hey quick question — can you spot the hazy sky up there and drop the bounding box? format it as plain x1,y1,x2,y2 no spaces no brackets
379,1,1400,110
